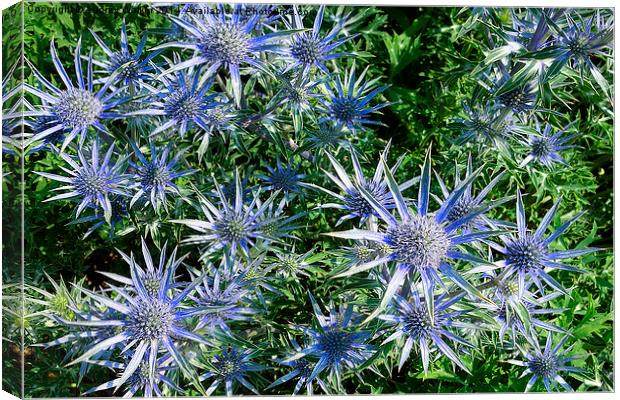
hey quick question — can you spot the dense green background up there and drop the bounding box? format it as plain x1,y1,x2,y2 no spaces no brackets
2,2,613,396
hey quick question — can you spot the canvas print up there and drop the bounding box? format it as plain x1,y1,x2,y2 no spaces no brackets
1,1,614,397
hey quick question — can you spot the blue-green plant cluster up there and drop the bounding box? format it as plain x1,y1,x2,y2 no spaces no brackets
1,3,613,396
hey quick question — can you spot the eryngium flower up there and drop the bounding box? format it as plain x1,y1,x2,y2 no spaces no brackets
328,147,500,321
268,338,330,395
380,287,473,373
172,170,288,260
318,65,389,130
34,139,128,222
306,122,347,151
509,334,585,392
156,3,291,105
285,294,374,389
83,353,182,397
55,239,222,391
131,65,224,139
129,141,195,210
454,101,516,146
303,143,416,226
269,247,315,278
21,40,124,151
199,347,264,396
520,122,576,168
495,189,600,295
280,6,357,75
90,20,160,87
258,158,305,195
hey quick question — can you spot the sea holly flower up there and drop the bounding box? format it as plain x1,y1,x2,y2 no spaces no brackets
303,143,415,226
188,267,256,335
21,39,125,151
520,121,577,168
380,287,474,373
286,294,374,389
318,65,390,131
454,101,516,147
131,64,224,139
199,347,265,396
268,72,323,132
328,147,501,321
269,247,315,279
258,158,305,195
34,138,129,222
434,154,512,233
53,239,222,391
508,334,586,392
128,141,196,211
268,337,330,395
156,3,292,105
280,5,357,75
306,122,347,151
493,189,600,296
90,20,160,88
83,353,182,397
172,170,287,260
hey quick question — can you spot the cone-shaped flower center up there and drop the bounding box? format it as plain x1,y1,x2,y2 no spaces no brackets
506,235,547,273
129,362,151,387
199,23,251,64
129,298,174,340
290,33,323,64
216,213,251,242
330,96,358,125
317,328,354,363
388,215,450,270
528,354,559,378
165,90,202,122
446,196,476,226
143,271,161,297
345,182,390,218
109,52,140,81
530,137,552,158
214,350,244,379
498,86,534,113
73,170,110,198
139,162,171,190
402,305,434,339
54,89,103,129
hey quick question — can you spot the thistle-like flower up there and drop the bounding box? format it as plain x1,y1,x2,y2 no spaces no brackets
52,239,221,391
90,20,160,88
318,65,389,131
508,334,586,392
280,6,357,75
285,294,374,388
129,141,195,210
34,139,129,222
258,158,305,195
380,287,473,373
303,143,415,226
454,101,516,146
156,3,291,105
307,122,347,151
269,247,315,279
83,353,182,397
520,122,576,168
328,147,503,321
199,347,264,396
268,337,330,395
21,40,124,151
132,64,224,139
494,190,600,295
172,170,287,259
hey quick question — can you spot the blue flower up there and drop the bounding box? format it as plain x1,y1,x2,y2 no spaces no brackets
268,337,330,395
49,239,223,392
172,170,290,260
495,189,600,295
131,64,225,140
318,65,389,130
509,334,586,392
328,146,501,321
279,6,357,75
34,138,129,223
380,286,473,373
83,353,182,397
155,3,291,105
90,20,160,88
129,141,196,210
199,347,265,396
269,247,315,279
304,143,415,226
520,122,576,168
454,101,516,146
285,294,374,389
258,158,305,195
306,122,347,151
21,40,125,151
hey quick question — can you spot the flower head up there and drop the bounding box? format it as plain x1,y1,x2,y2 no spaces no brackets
307,122,347,151
34,139,128,222
520,122,576,168
259,158,305,195
318,65,389,131
22,40,124,151
199,347,264,396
